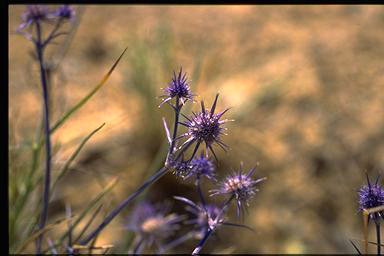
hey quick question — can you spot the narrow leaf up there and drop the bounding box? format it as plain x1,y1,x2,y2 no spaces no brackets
58,178,118,245
16,216,75,254
50,48,127,133
51,123,105,192
74,204,103,243
42,178,118,254
349,239,362,255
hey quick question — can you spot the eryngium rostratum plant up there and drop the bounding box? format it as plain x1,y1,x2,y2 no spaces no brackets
13,4,129,254
68,67,266,254
14,4,265,254
16,5,77,253
14,7,267,250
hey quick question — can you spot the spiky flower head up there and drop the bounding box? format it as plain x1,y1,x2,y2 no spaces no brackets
178,94,231,161
54,5,75,20
18,5,52,32
125,201,184,249
210,164,266,216
160,68,193,107
169,157,191,179
358,175,384,222
184,152,216,181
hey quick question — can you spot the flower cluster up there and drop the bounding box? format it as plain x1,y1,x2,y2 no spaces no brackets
17,5,75,41
120,68,265,254
156,68,266,254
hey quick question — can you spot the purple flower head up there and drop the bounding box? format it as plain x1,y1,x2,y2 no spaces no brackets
125,201,184,249
358,175,384,222
160,68,194,107
170,157,192,179
178,94,231,161
18,5,52,32
185,152,216,181
54,5,75,20
210,164,267,217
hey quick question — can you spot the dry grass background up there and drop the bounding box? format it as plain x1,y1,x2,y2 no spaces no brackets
9,5,384,253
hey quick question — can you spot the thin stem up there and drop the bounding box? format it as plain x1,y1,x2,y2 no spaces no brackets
66,203,73,253
376,220,381,255
165,96,181,167
170,95,180,154
79,167,169,245
191,195,235,255
42,18,63,47
174,139,195,162
35,20,52,255
159,231,194,253
215,195,235,224
196,177,206,207
192,229,213,255
74,204,103,243
132,237,145,255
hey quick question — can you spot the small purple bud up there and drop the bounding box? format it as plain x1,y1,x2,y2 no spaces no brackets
55,5,75,20
160,67,194,107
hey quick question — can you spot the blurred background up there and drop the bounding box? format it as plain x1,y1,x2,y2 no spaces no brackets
9,5,384,254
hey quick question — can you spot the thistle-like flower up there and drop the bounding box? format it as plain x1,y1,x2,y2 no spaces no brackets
184,152,216,181
358,175,384,222
177,94,231,161
18,5,52,32
160,68,194,107
210,164,267,216
54,5,75,20
125,201,184,252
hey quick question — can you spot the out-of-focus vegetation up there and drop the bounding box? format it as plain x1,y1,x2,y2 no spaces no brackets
9,5,384,253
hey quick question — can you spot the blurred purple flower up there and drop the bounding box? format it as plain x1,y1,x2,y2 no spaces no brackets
125,201,184,251
210,164,266,217
54,5,75,20
18,5,52,32
358,175,384,222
